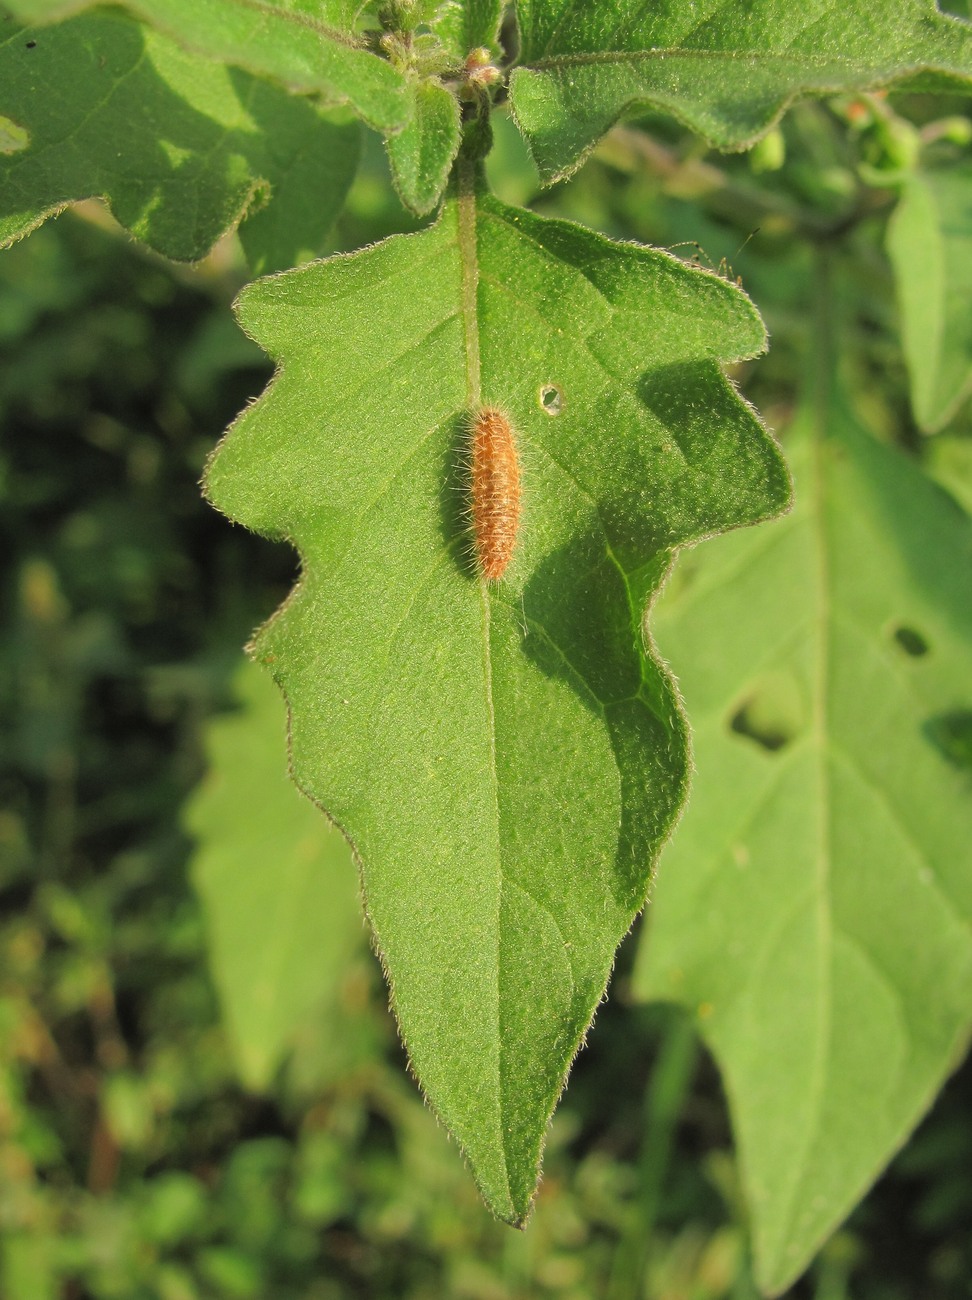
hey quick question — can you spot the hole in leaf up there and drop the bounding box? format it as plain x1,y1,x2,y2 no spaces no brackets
730,703,792,752
925,709,972,771
727,672,805,753
539,384,562,415
893,625,930,657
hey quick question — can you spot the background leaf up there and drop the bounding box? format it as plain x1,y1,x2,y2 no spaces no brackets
1,0,409,130
926,428,972,516
0,12,361,265
888,162,972,433
633,394,972,1294
185,658,365,1093
509,0,972,181
205,185,791,1222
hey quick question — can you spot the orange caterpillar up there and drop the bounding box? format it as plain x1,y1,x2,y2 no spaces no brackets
470,406,521,582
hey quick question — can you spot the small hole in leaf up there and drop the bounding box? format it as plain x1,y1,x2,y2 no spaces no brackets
539,384,562,415
893,626,930,657
729,698,797,753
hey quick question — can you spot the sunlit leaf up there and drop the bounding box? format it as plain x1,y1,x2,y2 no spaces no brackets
205,179,790,1221
2,0,408,130
510,0,972,181
0,13,361,265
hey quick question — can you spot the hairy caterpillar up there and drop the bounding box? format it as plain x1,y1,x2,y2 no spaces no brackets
470,406,521,582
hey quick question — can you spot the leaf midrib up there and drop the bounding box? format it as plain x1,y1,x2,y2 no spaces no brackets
457,162,510,1203
460,181,639,1208
525,47,943,72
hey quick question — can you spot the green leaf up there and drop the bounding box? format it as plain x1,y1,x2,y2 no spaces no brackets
887,164,972,432
2,0,409,130
205,174,790,1222
386,76,461,215
1,1236,58,1300
185,659,364,1092
5,0,372,22
427,0,505,60
509,0,972,182
0,12,361,266
633,403,972,1293
237,106,361,275
925,430,972,516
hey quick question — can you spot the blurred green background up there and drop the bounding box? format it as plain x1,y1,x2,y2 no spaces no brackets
2,98,972,1300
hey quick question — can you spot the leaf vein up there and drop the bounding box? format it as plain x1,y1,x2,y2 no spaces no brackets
827,741,968,930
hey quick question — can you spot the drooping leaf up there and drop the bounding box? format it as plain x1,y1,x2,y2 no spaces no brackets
633,401,972,1294
185,659,365,1093
509,0,972,182
386,75,461,215
0,13,361,266
204,174,791,1222
887,163,972,432
1,0,409,130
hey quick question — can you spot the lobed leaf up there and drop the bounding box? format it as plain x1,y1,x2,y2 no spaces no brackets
0,12,360,266
509,0,972,182
2,0,409,130
887,162,972,433
185,659,365,1093
634,402,972,1293
205,180,791,1222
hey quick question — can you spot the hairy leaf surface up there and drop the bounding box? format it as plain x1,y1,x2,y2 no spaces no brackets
380,0,506,214
186,661,364,1092
0,12,361,264
2,0,408,129
386,76,461,215
888,163,972,432
510,0,972,181
429,0,504,60
205,181,791,1221
634,403,972,1293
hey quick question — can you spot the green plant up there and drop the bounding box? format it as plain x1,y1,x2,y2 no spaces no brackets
2,2,972,1294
